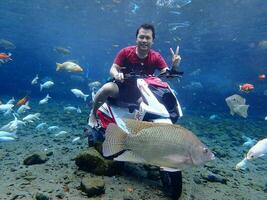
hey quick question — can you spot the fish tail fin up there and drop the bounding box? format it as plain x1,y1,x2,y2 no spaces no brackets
102,123,128,157
25,101,30,109
239,85,242,91
56,63,62,71
83,94,89,101
40,84,43,91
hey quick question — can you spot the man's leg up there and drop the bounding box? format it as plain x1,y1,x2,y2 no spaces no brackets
88,82,119,127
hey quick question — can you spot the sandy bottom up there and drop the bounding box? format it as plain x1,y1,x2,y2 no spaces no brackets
0,100,266,200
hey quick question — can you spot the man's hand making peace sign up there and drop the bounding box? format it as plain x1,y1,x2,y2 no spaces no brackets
170,45,181,71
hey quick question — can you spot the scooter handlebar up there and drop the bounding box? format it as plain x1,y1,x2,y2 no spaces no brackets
124,69,183,80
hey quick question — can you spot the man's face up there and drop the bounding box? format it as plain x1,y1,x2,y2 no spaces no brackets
136,28,153,51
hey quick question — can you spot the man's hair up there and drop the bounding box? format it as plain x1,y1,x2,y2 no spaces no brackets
136,23,155,40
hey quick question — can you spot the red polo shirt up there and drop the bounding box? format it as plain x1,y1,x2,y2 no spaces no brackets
114,46,167,75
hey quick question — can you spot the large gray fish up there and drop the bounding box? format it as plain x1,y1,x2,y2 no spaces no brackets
225,94,249,118
103,119,215,170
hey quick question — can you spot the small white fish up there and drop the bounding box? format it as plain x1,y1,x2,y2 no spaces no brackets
17,101,30,114
0,130,17,138
71,89,89,101
0,104,14,113
47,126,59,131
40,81,54,91
88,81,102,90
23,113,40,123
0,115,25,132
36,122,47,130
0,136,15,142
64,106,81,113
31,74,39,85
235,158,248,170
0,121,17,132
209,114,218,120
7,115,24,132
242,136,257,147
55,131,67,137
246,138,267,160
39,94,51,104
6,97,15,104
72,136,80,143
265,116,267,121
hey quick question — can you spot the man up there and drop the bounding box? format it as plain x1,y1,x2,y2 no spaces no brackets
88,23,181,127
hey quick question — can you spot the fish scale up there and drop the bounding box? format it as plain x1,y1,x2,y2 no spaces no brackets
125,126,192,167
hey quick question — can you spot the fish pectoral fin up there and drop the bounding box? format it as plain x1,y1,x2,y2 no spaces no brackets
161,167,180,172
258,153,265,157
164,154,192,164
114,150,145,163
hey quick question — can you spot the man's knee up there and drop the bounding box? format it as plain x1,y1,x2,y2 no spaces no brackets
98,82,119,98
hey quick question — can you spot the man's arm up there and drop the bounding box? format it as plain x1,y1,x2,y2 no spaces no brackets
110,63,124,81
110,63,120,77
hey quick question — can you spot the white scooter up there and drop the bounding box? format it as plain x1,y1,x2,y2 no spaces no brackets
86,70,184,199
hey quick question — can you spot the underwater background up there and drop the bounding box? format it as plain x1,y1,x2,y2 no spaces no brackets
0,0,267,200
1,0,267,117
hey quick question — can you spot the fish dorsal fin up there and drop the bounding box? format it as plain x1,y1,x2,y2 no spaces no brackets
122,118,163,135
102,123,128,157
114,150,146,163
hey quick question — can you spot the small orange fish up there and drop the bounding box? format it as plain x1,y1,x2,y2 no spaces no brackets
259,74,266,80
0,53,12,62
239,83,254,92
16,95,29,106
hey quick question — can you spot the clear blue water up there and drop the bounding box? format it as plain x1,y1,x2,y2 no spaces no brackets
1,0,266,117
0,0,267,199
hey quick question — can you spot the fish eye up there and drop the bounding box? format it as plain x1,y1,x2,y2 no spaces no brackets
203,148,208,153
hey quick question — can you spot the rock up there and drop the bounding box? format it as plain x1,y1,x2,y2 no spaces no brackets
55,193,65,199
23,153,48,165
75,147,122,176
193,176,201,184
123,195,134,200
46,151,53,156
10,194,19,200
201,172,227,184
33,192,51,200
23,175,37,181
80,177,105,197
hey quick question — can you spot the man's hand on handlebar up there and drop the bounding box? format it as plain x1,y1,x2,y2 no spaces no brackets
114,72,124,82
